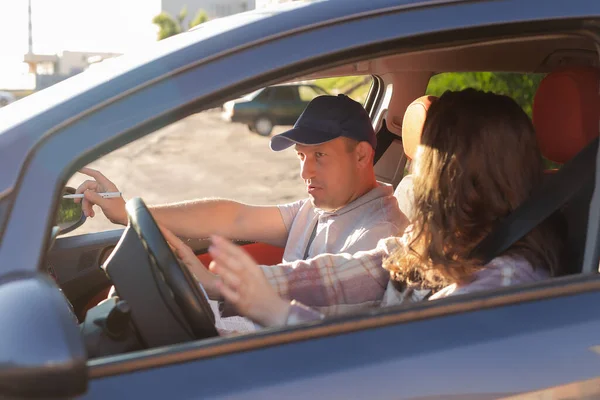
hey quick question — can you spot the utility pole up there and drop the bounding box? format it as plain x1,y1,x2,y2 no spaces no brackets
25,0,37,75
28,0,33,54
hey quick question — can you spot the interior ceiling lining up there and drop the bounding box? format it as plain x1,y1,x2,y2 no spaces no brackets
296,35,597,80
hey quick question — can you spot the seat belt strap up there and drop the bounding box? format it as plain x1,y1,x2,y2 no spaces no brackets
302,222,318,260
374,120,400,164
470,137,599,264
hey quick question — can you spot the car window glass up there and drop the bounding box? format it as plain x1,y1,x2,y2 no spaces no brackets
299,86,320,102
425,72,559,169
241,88,264,101
303,76,373,105
313,86,329,96
65,110,307,236
255,87,271,101
63,76,374,237
426,72,544,117
269,86,299,102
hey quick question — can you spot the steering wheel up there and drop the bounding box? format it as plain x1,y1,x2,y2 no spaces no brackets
123,197,218,340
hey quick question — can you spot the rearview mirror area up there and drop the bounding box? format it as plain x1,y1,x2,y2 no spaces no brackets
56,187,86,235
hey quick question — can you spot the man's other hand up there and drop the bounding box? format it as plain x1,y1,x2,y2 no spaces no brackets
75,167,127,225
208,235,290,327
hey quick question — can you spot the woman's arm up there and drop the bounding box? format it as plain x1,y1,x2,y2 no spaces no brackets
207,235,399,326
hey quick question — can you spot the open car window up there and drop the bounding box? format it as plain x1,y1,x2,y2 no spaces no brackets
66,58,598,359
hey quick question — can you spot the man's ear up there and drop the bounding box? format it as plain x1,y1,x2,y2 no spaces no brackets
355,142,373,168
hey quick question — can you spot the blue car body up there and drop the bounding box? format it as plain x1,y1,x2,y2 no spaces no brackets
1,0,600,398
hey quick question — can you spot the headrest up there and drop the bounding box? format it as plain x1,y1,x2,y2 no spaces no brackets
533,66,600,164
401,95,438,159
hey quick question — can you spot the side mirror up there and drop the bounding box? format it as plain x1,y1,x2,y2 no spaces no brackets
56,187,86,235
0,275,88,398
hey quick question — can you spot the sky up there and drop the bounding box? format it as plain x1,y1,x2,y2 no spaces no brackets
0,0,162,88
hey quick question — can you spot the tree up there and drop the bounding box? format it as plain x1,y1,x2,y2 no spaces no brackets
426,72,544,117
426,71,558,168
190,10,209,27
152,7,209,40
153,12,182,40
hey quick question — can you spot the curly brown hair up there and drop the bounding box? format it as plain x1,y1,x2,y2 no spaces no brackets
384,88,563,291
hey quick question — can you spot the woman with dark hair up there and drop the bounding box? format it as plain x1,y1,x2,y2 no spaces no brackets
165,88,564,328
385,88,563,297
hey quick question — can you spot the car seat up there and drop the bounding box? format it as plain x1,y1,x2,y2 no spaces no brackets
393,95,438,220
532,66,600,273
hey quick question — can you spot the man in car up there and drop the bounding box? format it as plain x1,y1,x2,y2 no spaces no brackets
77,94,408,277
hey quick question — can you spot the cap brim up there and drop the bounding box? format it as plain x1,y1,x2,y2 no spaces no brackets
270,126,339,151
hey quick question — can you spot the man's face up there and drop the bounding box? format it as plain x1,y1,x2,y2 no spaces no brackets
295,138,359,211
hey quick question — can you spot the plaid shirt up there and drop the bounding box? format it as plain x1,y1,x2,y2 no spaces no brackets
261,235,550,325
260,236,404,315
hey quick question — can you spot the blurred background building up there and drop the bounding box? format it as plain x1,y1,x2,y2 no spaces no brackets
0,0,304,95
162,0,254,19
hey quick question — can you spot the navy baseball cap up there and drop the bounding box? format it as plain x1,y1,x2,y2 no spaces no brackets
270,94,377,151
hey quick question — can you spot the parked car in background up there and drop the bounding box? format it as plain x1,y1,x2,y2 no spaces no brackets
0,91,16,107
221,83,329,136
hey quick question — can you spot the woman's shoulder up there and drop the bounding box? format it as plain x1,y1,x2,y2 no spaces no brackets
430,256,550,300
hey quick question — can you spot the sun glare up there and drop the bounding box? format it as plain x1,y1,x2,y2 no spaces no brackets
0,0,161,89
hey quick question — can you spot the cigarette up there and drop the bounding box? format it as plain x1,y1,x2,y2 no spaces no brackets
63,192,122,199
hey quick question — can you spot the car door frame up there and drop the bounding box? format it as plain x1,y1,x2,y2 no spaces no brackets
1,0,600,397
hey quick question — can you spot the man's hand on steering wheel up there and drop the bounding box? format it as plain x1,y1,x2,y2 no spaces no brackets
161,227,222,300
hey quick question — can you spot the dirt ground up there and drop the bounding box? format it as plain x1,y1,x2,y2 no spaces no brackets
66,109,307,235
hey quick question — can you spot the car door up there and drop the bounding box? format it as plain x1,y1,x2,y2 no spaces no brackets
2,0,600,398
83,280,600,399
83,3,600,399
